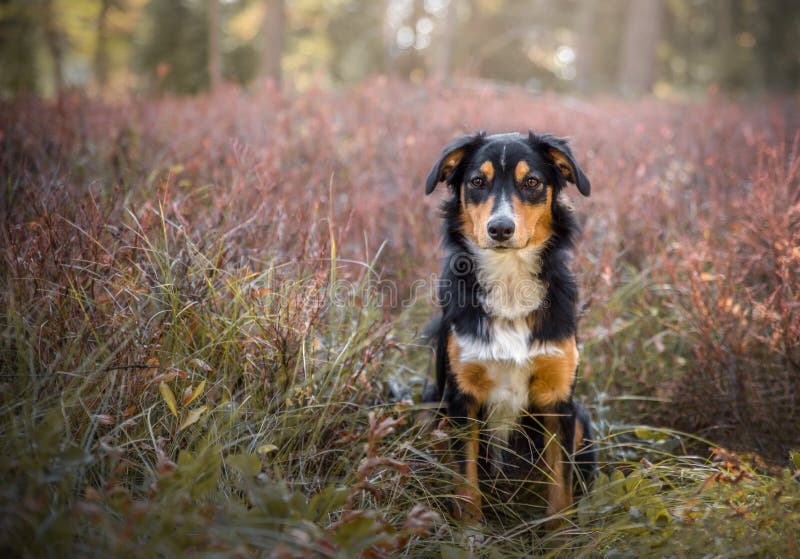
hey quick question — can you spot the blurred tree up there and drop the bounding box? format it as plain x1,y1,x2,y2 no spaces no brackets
0,1,39,94
94,0,112,90
137,0,209,94
328,0,388,82
450,0,577,88
262,0,284,85
713,0,738,89
657,0,800,96
42,0,66,93
574,1,600,93
619,0,663,96
1,0,798,96
208,0,222,91
222,0,259,85
431,0,458,82
382,0,395,76
559,0,633,93
754,0,800,93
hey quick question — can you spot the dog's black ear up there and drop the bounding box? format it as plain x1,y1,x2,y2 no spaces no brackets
425,133,484,195
528,132,591,196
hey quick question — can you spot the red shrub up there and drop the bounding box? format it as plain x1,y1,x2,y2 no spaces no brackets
1,81,797,458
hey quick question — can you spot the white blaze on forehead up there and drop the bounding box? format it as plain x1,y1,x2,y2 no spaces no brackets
492,194,516,222
500,144,507,172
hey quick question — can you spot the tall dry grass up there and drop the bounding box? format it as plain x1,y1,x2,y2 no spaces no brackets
1,81,798,557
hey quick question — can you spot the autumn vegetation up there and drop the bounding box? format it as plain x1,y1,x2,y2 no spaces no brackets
1,81,798,557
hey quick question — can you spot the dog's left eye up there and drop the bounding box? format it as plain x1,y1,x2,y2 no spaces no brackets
470,177,486,188
525,177,541,189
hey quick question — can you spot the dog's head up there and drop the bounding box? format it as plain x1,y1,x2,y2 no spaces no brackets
425,132,590,250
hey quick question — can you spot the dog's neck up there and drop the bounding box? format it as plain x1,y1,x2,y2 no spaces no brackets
465,240,548,321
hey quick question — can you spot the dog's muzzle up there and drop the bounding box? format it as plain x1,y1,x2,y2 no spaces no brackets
487,216,515,243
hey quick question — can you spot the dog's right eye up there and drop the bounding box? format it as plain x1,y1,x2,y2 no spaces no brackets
470,177,486,188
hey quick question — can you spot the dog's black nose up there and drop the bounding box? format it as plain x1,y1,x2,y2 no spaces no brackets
487,217,515,242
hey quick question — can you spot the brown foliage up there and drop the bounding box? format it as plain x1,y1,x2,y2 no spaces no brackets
1,81,798,461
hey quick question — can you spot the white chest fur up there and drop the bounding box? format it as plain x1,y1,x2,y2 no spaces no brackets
453,320,564,444
452,243,561,444
456,318,561,365
467,242,547,320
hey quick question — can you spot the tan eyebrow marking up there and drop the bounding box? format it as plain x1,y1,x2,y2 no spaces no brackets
479,160,495,181
515,160,530,183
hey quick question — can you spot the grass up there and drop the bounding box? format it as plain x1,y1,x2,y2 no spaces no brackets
1,81,798,557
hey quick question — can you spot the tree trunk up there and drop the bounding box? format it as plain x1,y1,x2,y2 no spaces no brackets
575,2,598,94
432,0,458,83
619,0,663,97
381,0,396,77
208,0,222,92
262,0,285,85
94,0,111,90
42,0,65,94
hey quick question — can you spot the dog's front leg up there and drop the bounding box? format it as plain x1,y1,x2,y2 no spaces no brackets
446,335,488,524
452,403,482,524
529,337,579,529
542,411,573,530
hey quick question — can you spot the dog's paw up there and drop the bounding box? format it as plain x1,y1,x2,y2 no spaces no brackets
460,527,486,551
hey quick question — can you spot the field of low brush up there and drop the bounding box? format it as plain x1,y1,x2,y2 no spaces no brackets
1,80,798,557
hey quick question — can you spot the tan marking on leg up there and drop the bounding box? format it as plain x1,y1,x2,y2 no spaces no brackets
446,334,484,523
511,189,552,248
543,414,572,530
454,415,482,524
448,335,493,403
529,337,578,409
458,364,494,403
514,160,530,183
479,160,495,182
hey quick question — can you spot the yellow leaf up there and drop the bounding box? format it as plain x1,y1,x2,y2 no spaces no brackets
257,444,278,455
634,426,670,441
159,381,178,417
177,405,208,432
181,385,193,407
184,380,206,407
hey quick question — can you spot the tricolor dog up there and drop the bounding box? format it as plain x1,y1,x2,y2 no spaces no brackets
423,131,596,529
